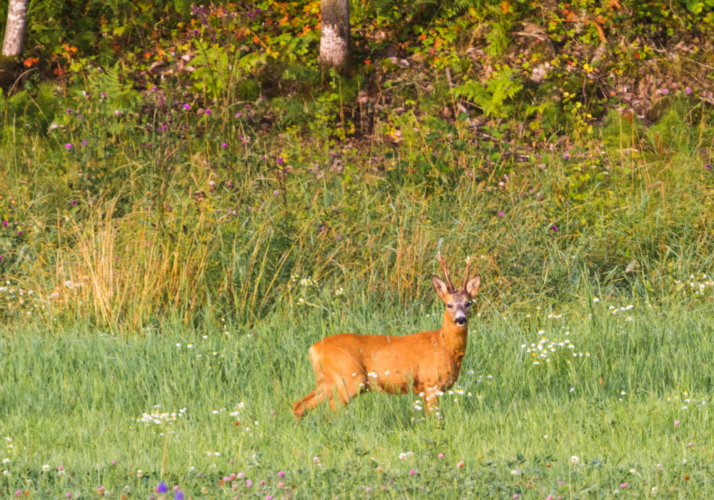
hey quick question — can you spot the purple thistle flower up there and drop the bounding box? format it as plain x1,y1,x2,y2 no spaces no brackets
235,112,242,118
273,190,279,196
65,143,73,150
156,483,168,494
245,480,252,488
564,153,570,160
71,201,77,206
705,164,711,171
619,483,627,488
222,143,228,148
66,108,72,113
174,491,184,500
551,226,558,231
205,109,211,115
498,211,504,217
81,140,87,146
278,471,285,477
114,110,122,117
277,157,284,165
686,87,692,95
184,104,190,110
101,92,107,98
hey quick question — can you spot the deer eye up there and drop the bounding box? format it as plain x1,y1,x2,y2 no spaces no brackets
465,302,471,308
447,304,453,309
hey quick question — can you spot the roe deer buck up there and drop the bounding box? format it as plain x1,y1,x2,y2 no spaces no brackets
292,253,481,418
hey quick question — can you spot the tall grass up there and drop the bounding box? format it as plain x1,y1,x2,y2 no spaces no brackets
2,89,713,330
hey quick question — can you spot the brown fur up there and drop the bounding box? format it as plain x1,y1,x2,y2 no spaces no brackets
293,257,481,418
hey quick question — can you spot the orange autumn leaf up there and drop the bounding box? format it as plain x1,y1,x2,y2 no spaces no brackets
253,36,260,43
499,1,511,14
23,57,38,67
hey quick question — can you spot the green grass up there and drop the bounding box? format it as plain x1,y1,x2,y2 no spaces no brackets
2,290,713,498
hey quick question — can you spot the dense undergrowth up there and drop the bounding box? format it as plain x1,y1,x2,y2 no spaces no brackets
0,0,714,334
0,0,712,335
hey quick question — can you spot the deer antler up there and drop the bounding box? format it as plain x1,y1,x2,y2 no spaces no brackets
437,251,455,292
462,256,471,291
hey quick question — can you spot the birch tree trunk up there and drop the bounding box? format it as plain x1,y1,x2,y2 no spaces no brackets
2,0,28,57
0,0,28,90
320,0,350,72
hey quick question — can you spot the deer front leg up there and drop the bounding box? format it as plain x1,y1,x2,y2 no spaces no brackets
422,386,441,416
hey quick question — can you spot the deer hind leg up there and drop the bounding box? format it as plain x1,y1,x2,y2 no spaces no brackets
293,389,326,418
292,379,352,417
327,370,368,409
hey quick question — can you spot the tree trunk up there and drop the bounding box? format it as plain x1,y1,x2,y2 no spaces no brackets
0,0,29,90
2,0,28,57
320,0,350,72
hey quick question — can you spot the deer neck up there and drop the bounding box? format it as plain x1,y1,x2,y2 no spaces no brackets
439,311,468,353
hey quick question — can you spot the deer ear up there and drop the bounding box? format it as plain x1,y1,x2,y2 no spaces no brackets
466,275,481,297
432,275,449,301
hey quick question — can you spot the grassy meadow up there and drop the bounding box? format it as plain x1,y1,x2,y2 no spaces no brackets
1,293,714,498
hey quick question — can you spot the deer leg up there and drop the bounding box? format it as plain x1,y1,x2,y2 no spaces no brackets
293,389,318,418
422,387,441,415
293,384,335,418
327,372,367,411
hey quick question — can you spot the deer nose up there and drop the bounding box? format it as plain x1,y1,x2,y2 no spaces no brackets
455,316,467,326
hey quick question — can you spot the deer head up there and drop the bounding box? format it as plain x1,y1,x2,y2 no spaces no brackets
432,252,481,327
